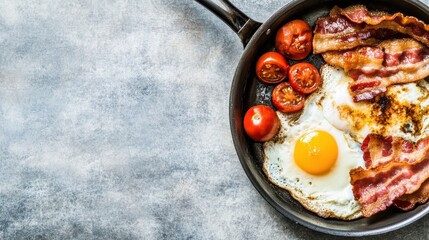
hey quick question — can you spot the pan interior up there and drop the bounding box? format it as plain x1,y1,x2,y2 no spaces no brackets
230,0,429,236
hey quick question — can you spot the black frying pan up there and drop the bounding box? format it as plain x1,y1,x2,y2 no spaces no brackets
196,0,429,236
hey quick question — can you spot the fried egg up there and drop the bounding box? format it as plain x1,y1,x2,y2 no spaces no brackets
263,64,429,219
320,65,429,143
263,86,365,220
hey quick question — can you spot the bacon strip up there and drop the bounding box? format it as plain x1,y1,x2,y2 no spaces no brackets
322,38,428,71
322,38,429,101
350,155,429,217
313,5,429,54
360,134,429,168
351,134,429,217
394,178,429,211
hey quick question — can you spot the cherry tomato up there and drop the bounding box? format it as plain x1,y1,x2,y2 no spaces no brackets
243,105,280,142
255,52,290,84
275,19,313,60
289,62,321,94
272,82,305,113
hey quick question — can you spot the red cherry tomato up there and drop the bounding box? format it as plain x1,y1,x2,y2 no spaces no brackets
255,52,290,84
275,19,313,60
243,105,280,142
272,82,305,113
289,62,321,94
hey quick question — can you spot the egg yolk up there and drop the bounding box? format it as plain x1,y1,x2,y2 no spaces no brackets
294,130,338,175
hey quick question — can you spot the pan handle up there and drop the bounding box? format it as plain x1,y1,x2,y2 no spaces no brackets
195,0,262,47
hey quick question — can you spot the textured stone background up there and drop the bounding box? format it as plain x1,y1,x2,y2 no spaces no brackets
1,0,429,239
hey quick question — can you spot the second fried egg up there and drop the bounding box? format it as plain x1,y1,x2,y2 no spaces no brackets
320,65,429,143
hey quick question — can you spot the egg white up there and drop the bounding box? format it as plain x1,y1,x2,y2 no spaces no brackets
263,85,365,220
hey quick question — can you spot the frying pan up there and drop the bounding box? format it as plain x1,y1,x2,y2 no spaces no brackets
196,0,429,236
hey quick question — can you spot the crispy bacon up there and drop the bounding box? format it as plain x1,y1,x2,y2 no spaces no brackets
351,134,429,217
350,155,429,217
322,38,427,71
313,5,429,54
360,134,429,168
394,179,429,211
322,38,429,101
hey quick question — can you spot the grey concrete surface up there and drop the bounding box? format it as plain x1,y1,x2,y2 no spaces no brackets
1,0,429,239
